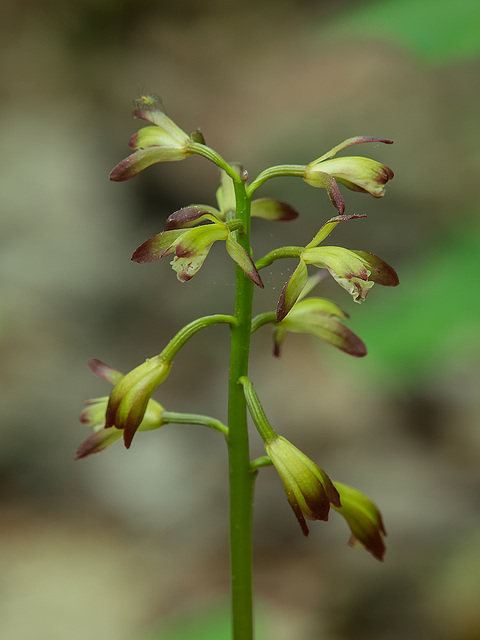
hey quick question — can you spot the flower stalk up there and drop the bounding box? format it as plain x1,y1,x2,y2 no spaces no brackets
227,178,256,640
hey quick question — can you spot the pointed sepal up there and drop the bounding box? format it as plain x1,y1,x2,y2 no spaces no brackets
225,235,264,288
265,436,341,536
275,297,367,357
276,260,309,322
164,206,221,230
251,198,299,221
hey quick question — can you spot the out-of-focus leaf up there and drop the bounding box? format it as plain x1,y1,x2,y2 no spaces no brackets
349,216,480,384
141,604,268,640
326,0,480,64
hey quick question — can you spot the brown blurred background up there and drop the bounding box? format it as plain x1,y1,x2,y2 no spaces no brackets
1,0,480,638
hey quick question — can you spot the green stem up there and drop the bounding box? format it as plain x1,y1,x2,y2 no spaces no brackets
160,314,236,362
162,411,228,436
238,376,277,443
247,164,306,196
251,311,276,334
228,177,256,640
187,142,242,183
255,246,303,271
250,455,273,471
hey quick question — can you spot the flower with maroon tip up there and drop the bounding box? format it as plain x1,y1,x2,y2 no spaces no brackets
304,137,394,215
76,359,166,457
276,215,399,322
103,355,172,448
109,98,194,182
274,296,366,358
332,482,387,561
132,208,263,287
265,436,341,536
77,395,165,459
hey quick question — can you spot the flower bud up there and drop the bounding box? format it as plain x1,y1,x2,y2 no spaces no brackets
76,359,166,458
332,482,387,561
105,355,172,448
265,436,341,536
274,297,366,357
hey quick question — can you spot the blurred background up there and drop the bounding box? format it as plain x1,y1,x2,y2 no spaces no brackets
1,0,480,638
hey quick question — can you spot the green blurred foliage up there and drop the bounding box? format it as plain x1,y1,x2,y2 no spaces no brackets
330,0,480,63
351,215,480,384
143,604,267,640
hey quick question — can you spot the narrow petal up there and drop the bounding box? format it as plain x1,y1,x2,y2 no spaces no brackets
165,206,221,230
279,298,367,357
306,215,366,250
276,260,309,322
87,359,123,385
132,107,190,144
109,147,191,182
132,229,185,263
75,427,123,459
314,137,393,163
273,326,287,357
251,198,299,221
304,171,345,215
225,235,264,288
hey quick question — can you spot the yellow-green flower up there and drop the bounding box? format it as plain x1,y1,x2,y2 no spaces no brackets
109,97,193,182
265,436,341,535
304,137,394,215
277,215,399,321
76,359,165,457
104,355,171,448
274,296,366,358
132,208,263,287
333,482,387,561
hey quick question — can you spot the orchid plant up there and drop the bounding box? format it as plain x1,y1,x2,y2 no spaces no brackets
77,95,398,640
